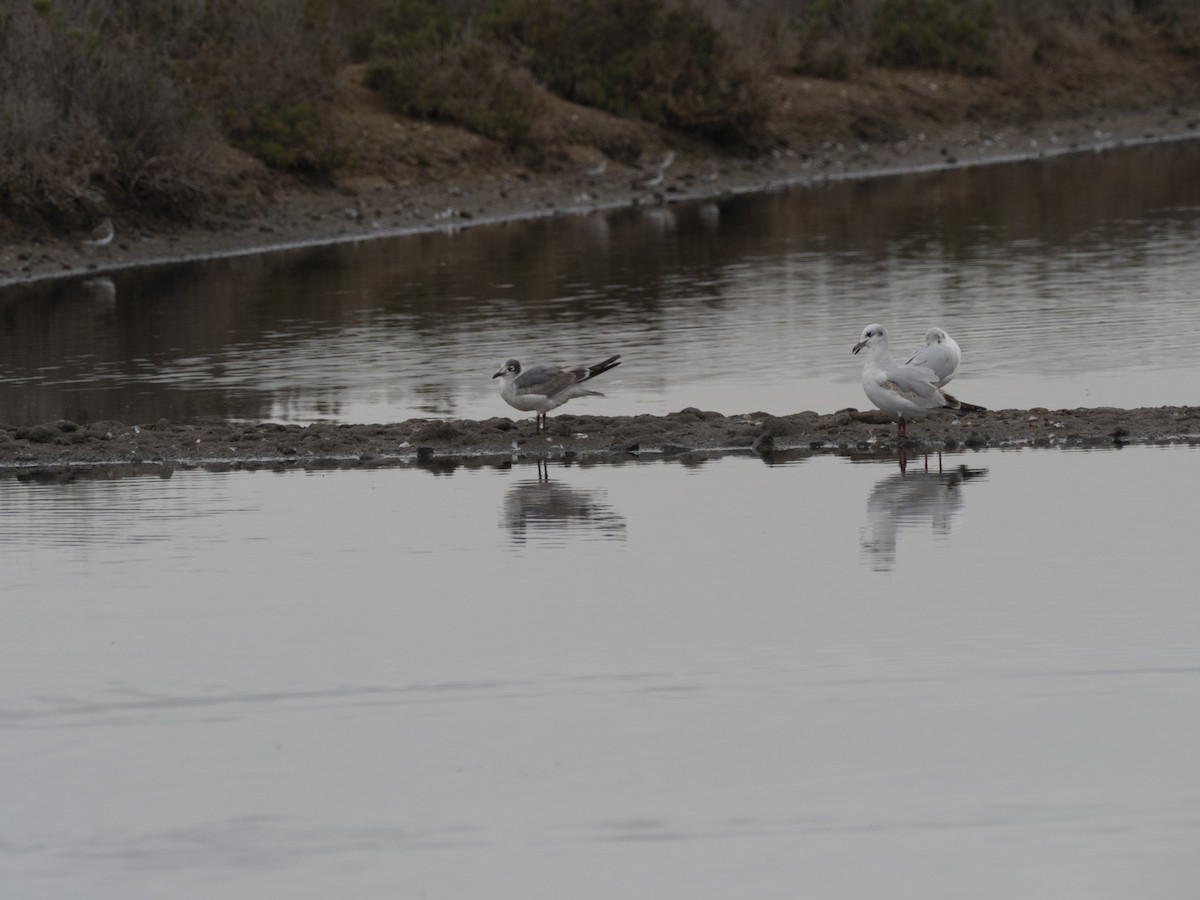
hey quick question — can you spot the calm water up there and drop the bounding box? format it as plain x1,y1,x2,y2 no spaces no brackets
2,446,1199,898
2,139,1200,426
3,141,1200,898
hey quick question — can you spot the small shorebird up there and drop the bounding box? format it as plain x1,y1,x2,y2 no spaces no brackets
631,150,675,190
646,150,675,171
852,324,984,440
81,218,114,248
905,326,962,386
580,156,608,178
631,169,664,190
697,160,720,183
493,354,622,433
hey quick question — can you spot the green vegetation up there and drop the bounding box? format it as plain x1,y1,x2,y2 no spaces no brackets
476,0,768,143
364,29,544,145
0,0,348,228
359,0,766,145
870,0,996,74
2,0,1199,232
185,0,348,173
792,0,863,80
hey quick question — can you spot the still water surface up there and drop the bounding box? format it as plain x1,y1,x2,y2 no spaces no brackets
3,139,1199,897
3,446,1198,898
3,139,1200,426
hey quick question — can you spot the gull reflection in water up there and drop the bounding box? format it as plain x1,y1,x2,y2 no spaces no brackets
860,458,988,571
500,460,627,547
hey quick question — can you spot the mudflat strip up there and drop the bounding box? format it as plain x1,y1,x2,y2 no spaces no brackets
3,406,1197,472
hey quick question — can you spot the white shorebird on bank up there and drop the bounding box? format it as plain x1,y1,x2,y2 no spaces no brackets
631,169,664,190
647,149,675,171
852,324,984,440
81,218,114,248
905,326,962,386
493,354,622,433
580,156,608,178
631,150,675,190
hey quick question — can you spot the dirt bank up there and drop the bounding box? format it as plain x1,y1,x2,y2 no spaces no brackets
2,59,1198,286
3,406,1197,475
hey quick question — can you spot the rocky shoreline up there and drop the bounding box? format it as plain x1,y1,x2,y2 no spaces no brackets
3,405,1197,475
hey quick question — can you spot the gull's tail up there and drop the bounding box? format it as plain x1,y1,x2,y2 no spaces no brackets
582,354,621,382
941,390,985,416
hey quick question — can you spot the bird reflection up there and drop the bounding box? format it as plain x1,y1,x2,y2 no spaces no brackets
897,446,952,474
80,275,116,307
639,207,677,235
860,461,987,571
696,202,721,230
500,460,626,546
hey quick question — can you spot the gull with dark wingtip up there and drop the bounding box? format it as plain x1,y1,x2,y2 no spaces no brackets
493,354,621,433
853,324,983,440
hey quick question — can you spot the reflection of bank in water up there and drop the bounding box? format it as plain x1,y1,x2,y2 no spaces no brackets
860,462,987,571
500,461,626,546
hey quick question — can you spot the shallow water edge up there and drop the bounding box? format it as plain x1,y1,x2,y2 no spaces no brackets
4,110,1198,289
2,404,1197,473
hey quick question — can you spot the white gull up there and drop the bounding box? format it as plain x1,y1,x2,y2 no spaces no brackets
493,354,621,433
852,324,984,440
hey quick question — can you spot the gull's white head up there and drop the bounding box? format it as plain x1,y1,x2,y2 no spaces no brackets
493,359,521,381
925,327,948,344
852,323,887,355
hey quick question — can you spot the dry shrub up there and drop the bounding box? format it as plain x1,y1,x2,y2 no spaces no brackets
870,0,997,75
782,0,875,79
0,0,352,230
980,0,1200,74
481,0,769,144
185,0,350,172
366,35,544,144
0,1,209,226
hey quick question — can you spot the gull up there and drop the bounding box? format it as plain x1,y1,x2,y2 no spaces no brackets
493,354,621,433
81,217,114,248
852,323,984,440
905,326,961,386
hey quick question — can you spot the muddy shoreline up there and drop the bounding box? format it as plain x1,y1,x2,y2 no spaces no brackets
3,105,1198,288
3,406,1197,475
4,103,1199,476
